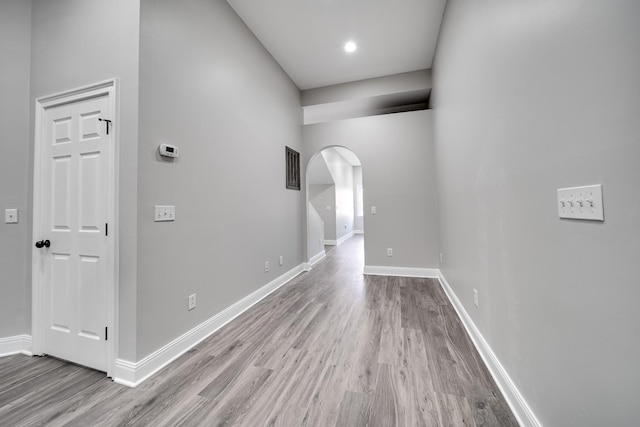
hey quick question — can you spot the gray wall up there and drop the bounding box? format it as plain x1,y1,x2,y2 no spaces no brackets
302,70,431,107
307,204,325,260
321,149,355,241
302,70,431,125
0,0,31,338
303,110,439,268
353,166,364,232
432,1,640,425
136,0,302,359
309,184,337,242
28,0,141,361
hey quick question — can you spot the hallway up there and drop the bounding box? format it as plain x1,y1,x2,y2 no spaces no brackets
0,235,516,426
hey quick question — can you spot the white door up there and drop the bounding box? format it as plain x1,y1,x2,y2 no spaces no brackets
34,85,114,373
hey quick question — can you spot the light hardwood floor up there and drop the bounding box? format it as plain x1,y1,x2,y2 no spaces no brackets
0,236,518,426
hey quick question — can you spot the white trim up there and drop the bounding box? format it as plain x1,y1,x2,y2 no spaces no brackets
113,263,305,387
323,239,337,246
304,250,326,271
336,231,354,245
353,230,364,235
0,335,33,357
437,271,541,427
363,265,440,278
32,79,119,377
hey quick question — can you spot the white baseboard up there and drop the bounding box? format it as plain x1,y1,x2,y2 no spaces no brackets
353,230,364,235
304,250,326,271
363,265,440,278
436,271,541,427
336,231,354,245
0,334,32,357
113,263,305,387
323,239,337,246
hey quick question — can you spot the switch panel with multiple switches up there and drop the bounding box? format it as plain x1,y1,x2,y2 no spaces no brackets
557,185,604,221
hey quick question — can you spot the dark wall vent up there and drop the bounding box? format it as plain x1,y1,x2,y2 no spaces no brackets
286,146,300,190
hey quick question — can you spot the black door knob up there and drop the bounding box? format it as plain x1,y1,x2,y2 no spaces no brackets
35,240,50,248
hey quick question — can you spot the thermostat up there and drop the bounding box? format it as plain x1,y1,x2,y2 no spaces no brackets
159,143,179,158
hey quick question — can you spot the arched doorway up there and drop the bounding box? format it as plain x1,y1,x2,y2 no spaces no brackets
305,146,364,269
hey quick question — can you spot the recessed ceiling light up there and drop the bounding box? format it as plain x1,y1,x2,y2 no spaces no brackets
344,41,357,53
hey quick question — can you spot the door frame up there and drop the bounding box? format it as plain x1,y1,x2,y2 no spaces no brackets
32,79,119,377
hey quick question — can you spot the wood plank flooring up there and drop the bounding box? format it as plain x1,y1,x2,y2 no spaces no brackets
0,236,518,426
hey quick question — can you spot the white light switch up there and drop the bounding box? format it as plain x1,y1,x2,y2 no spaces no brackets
371,206,377,214
557,185,604,221
154,205,175,222
5,209,18,224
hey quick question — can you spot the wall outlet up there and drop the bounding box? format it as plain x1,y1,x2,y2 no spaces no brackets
279,256,284,266
5,209,18,224
188,294,196,311
440,252,444,264
473,289,479,308
387,248,393,257
154,205,175,222
264,261,269,273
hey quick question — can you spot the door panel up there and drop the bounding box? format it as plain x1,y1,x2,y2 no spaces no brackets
52,156,72,229
51,254,71,332
38,94,111,372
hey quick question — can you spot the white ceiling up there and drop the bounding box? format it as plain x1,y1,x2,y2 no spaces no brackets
226,0,446,90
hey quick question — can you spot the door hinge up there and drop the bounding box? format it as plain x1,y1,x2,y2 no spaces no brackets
98,118,112,135
105,326,108,341
105,223,108,236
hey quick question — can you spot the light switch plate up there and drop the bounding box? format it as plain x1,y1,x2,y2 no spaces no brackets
5,209,18,224
557,185,604,221
154,205,175,222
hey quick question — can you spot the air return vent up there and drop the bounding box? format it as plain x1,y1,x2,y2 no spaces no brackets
285,146,300,190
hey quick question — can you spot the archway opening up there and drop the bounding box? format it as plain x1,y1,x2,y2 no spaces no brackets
305,146,364,269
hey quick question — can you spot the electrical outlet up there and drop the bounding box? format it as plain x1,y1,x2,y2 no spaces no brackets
279,256,284,266
188,294,196,311
264,261,269,273
440,252,444,264
387,248,393,257
473,289,479,308
154,205,175,222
